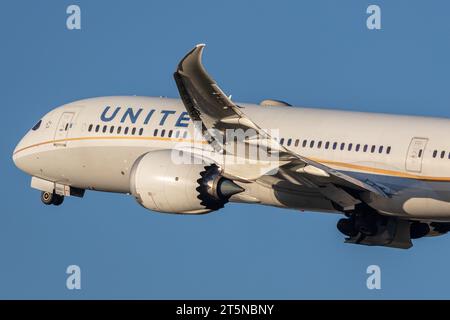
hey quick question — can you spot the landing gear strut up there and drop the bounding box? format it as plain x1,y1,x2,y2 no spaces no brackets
41,191,64,206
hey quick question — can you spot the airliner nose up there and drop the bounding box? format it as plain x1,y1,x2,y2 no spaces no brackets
12,143,22,168
13,118,44,173
12,137,27,172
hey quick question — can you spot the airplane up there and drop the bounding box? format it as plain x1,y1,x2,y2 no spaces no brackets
12,44,450,249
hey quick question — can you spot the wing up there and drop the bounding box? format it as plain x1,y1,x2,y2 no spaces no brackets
173,44,389,211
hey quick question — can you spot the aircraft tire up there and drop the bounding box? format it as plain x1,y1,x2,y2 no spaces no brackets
337,218,358,237
41,191,54,205
52,194,64,206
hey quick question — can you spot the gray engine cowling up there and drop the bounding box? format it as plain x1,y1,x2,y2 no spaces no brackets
130,150,243,214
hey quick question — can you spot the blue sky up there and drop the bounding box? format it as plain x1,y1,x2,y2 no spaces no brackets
1,0,450,299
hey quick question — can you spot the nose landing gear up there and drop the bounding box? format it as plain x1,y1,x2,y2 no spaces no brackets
41,191,64,206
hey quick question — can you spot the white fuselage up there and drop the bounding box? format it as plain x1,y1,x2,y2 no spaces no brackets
12,96,450,221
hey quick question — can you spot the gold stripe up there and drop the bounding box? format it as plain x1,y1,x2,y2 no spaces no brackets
13,135,208,154
310,158,450,182
13,136,450,182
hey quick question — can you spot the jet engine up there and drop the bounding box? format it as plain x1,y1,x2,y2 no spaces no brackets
130,150,243,214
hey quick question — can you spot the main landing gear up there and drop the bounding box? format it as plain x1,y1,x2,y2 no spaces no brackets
41,191,64,206
338,214,432,240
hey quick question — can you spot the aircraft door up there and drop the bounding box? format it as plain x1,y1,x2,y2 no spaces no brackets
54,112,75,146
405,137,428,173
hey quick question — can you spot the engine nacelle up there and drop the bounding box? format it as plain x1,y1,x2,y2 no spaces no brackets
130,150,243,214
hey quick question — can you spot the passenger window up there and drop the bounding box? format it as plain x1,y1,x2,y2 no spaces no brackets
117,126,122,134
280,138,285,145
355,144,360,152
340,143,345,151
175,130,180,138
348,143,353,151
110,126,115,134
131,127,136,135
139,128,143,136
287,138,292,146
102,125,107,133
295,139,300,147
153,129,158,136
161,129,166,137
302,140,307,148
363,145,368,152
333,142,337,150
379,146,383,154
433,150,438,158
387,146,391,154
317,141,322,149
441,151,446,159
310,140,315,148
371,145,376,153
88,124,93,132
325,141,330,149
168,130,173,138
183,131,188,139
124,127,129,135
95,125,100,133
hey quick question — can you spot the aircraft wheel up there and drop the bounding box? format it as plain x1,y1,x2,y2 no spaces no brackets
41,191,54,205
337,218,358,237
52,194,64,206
410,222,430,239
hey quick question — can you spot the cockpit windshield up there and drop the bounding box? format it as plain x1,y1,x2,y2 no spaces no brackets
32,120,42,131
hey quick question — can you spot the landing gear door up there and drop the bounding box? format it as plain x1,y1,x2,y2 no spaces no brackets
405,137,428,173
54,112,74,146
